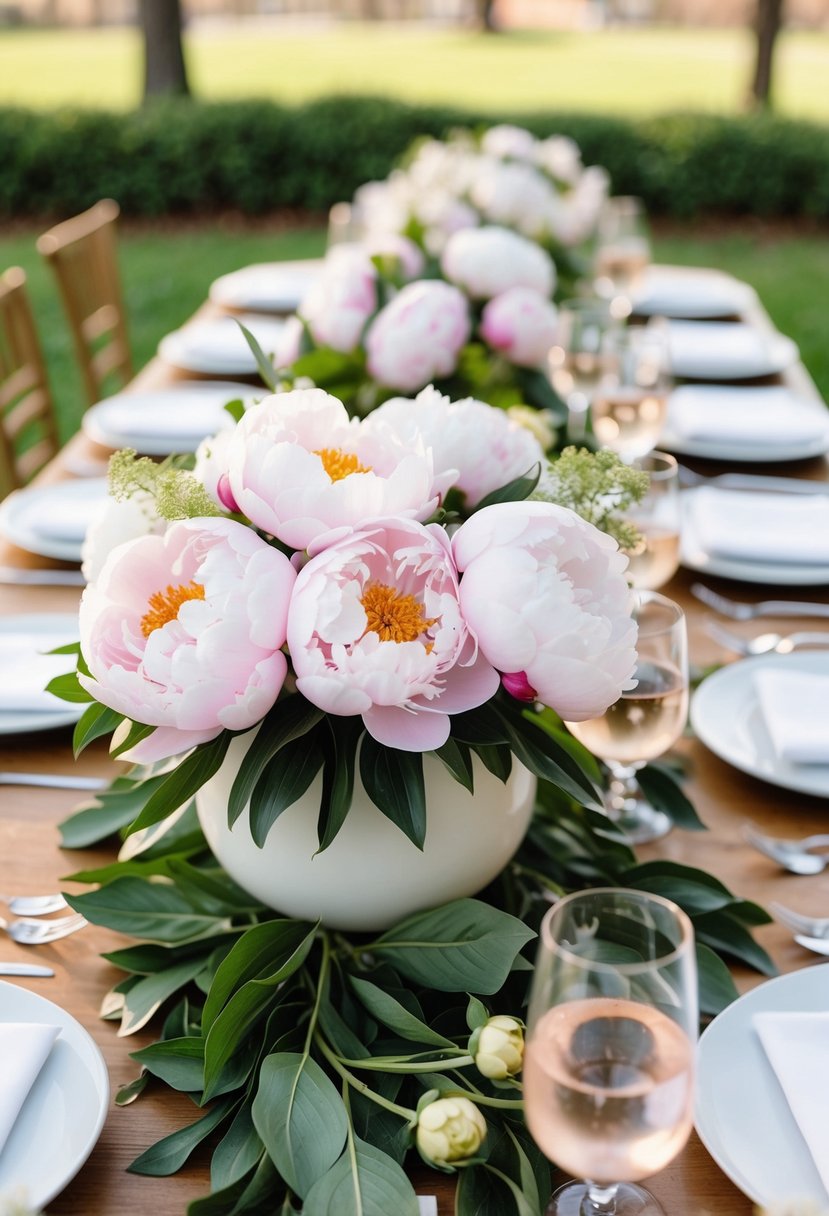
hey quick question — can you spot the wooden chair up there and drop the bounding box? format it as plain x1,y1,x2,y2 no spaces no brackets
37,199,133,408
0,267,59,500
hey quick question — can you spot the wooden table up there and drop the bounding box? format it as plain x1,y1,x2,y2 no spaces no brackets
1,287,828,1215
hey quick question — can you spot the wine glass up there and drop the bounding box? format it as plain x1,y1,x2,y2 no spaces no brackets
565,592,689,844
594,196,652,310
590,323,671,462
327,201,356,247
548,298,623,442
624,453,681,592
524,888,697,1216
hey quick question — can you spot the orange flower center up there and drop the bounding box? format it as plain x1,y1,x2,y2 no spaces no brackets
360,581,437,645
141,581,205,638
314,447,372,482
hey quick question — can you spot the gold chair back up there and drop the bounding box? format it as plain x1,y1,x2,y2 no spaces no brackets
37,199,133,408
0,267,59,500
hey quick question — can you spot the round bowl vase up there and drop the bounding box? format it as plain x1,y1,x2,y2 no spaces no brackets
196,732,537,932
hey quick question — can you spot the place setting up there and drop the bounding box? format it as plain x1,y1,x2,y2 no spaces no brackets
208,258,324,313
157,313,289,377
82,380,260,456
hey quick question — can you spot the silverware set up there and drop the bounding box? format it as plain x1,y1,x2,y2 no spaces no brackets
743,825,829,955
692,583,829,621
0,891,86,975
704,621,829,656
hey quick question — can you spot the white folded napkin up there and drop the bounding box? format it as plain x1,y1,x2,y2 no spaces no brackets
417,1199,437,1216
688,488,829,565
0,633,77,713
754,1012,829,1197
0,1022,60,1156
669,385,829,447
754,669,829,764
634,267,751,317
667,321,798,380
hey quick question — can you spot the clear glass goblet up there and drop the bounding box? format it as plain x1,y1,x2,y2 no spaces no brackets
524,888,697,1216
548,298,623,442
594,196,652,309
565,592,689,844
624,453,681,592
591,323,672,463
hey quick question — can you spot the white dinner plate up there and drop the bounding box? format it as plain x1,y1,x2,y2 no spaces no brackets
0,478,109,563
632,265,757,319
0,614,83,735
662,384,829,463
690,652,829,799
695,966,829,1208
680,488,829,586
209,259,323,313
0,980,109,1210
158,314,287,376
667,320,799,381
82,381,258,456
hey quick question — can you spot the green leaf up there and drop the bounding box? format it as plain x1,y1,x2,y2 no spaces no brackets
348,976,457,1049
497,706,602,809
203,919,316,1032
45,670,93,703
211,1100,264,1191
131,1037,205,1092
694,911,777,977
628,875,733,916
119,956,207,1036
473,462,541,512
466,995,489,1031
236,320,278,391
128,1097,236,1176
58,771,178,848
128,734,232,835
249,730,325,848
637,763,706,831
203,922,317,1100
66,876,232,944
372,900,536,994
317,717,361,853
115,1072,149,1106
359,737,426,849
456,1164,516,1215
303,1136,419,1216
473,743,513,783
227,697,323,828
434,737,474,793
251,1051,348,1198
450,704,509,747
223,397,246,424
72,703,122,757
697,942,739,1016
110,719,157,760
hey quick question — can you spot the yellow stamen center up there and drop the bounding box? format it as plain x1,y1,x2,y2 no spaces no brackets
360,582,437,645
141,581,205,638
314,447,372,483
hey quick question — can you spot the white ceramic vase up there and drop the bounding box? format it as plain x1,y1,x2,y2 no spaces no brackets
196,732,537,932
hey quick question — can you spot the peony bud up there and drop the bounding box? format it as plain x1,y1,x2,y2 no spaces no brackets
471,1015,525,1080
416,1097,487,1166
500,671,537,703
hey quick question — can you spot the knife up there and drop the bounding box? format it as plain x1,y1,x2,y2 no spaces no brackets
0,773,109,790
0,963,55,977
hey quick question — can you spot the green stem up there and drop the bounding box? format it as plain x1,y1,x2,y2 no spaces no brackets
315,1032,417,1122
302,931,331,1060
442,1087,523,1111
335,1053,474,1074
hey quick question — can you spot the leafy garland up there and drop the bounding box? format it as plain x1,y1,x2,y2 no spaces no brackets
56,736,774,1216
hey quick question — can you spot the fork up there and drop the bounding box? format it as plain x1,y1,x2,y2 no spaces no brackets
692,583,829,621
770,902,829,940
0,892,68,916
743,823,829,875
705,621,829,656
0,912,87,945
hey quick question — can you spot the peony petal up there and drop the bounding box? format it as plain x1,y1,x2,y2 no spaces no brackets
117,724,223,764
362,704,451,752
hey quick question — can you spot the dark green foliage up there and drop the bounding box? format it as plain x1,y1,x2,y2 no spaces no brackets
0,97,827,220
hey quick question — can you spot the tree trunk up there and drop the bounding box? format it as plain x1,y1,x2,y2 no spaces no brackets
748,0,784,109
139,0,190,101
474,0,498,30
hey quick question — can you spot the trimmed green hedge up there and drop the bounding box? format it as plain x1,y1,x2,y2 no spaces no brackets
1,96,827,220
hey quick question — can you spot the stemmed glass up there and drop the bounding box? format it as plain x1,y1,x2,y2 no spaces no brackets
565,593,689,844
624,453,681,592
548,299,623,442
594,196,652,309
590,323,672,463
524,889,697,1216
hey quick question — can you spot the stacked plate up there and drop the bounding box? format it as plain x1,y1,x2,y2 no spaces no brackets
0,614,86,734
666,319,799,381
158,314,287,376
83,381,258,456
662,384,829,463
209,259,323,313
0,478,109,564
632,265,757,319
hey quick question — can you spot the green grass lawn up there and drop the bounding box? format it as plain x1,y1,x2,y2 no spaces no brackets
0,223,825,443
0,24,827,121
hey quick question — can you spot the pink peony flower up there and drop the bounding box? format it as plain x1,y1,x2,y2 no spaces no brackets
362,233,425,281
365,386,543,509
452,502,637,721
298,246,378,353
441,226,555,301
226,388,437,550
480,124,537,161
480,287,559,368
287,518,499,751
79,517,296,759
274,315,304,368
365,281,470,393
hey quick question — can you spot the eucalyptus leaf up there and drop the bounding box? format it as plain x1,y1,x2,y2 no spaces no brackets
119,956,207,1036
303,1136,419,1216
251,1051,347,1198
371,900,535,994
131,1036,205,1092
128,1096,236,1176
348,976,457,1049
211,1099,264,1191
66,876,232,944
359,737,425,849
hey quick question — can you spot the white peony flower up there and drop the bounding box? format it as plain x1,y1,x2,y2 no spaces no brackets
297,246,378,353
480,123,538,161
441,226,555,301
364,280,470,393
81,490,166,584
